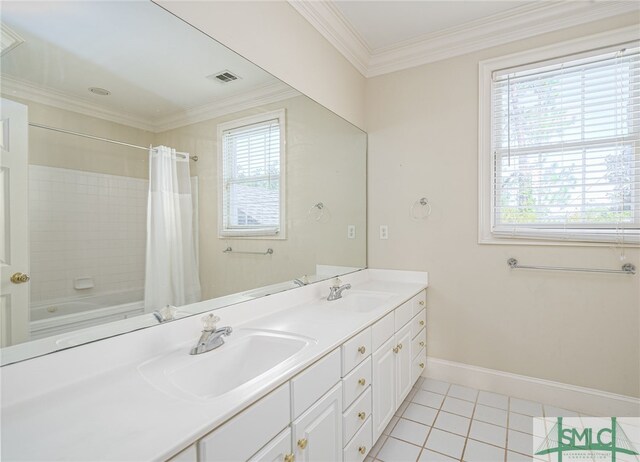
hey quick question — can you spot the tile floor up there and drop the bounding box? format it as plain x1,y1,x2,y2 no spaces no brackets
365,377,586,462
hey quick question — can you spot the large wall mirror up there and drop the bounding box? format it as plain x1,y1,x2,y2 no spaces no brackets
0,1,367,365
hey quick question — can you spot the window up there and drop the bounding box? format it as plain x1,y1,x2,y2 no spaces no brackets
218,110,285,238
479,29,639,245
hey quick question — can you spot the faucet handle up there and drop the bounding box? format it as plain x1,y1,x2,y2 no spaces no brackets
332,277,342,288
202,313,220,331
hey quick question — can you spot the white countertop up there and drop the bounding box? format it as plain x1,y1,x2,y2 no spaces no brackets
0,269,427,462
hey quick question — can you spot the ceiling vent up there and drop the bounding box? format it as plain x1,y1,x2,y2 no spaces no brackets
208,70,241,84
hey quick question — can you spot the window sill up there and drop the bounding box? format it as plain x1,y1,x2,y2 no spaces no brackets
478,235,640,248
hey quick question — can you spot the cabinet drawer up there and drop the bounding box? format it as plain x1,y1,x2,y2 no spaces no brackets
343,386,372,446
199,383,290,462
411,309,426,339
412,329,426,358
394,301,412,330
371,312,394,352
342,328,371,376
248,426,292,462
343,417,372,462
412,349,426,384
291,349,341,420
411,291,427,317
343,356,371,409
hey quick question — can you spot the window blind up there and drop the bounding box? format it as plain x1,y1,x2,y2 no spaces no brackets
221,117,281,235
491,44,640,243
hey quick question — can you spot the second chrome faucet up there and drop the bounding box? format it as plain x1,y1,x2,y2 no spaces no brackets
190,314,233,355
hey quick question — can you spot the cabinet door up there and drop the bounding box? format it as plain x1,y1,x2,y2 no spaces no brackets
249,427,293,462
395,323,413,407
372,336,396,441
292,383,343,462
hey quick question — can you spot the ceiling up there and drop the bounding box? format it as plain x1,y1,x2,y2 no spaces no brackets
333,1,529,51
0,1,294,131
290,0,640,77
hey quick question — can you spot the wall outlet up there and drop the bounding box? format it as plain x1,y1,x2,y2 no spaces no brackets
379,225,388,240
347,225,356,239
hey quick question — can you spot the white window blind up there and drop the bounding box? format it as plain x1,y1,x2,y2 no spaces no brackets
219,111,284,237
491,44,640,243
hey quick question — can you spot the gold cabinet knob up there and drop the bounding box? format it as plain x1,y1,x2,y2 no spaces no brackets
358,411,366,420
419,362,425,368
284,454,295,462
419,341,425,347
10,272,30,284
393,346,399,353
297,438,308,450
419,320,425,326
419,300,425,306
398,343,403,350
358,378,366,386
357,346,366,354
358,446,367,455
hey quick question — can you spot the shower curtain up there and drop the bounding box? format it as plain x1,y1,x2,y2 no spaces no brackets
144,146,201,311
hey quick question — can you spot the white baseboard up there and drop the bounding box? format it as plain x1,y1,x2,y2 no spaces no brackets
423,357,640,417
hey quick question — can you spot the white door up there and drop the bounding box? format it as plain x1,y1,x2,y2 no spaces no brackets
292,383,343,462
249,427,292,462
0,98,29,347
372,336,396,441
395,323,413,406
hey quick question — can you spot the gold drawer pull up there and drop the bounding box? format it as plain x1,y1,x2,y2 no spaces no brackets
284,454,295,462
419,300,425,306
393,346,399,353
419,362,425,368
419,341,425,347
419,320,425,326
358,378,366,386
297,438,308,450
358,446,367,455
357,346,366,354
358,411,366,420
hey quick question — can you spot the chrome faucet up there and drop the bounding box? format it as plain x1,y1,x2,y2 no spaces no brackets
190,314,233,355
293,278,307,287
152,305,177,323
327,279,352,301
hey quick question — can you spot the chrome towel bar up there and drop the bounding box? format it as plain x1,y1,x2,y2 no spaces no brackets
223,247,274,255
507,258,635,275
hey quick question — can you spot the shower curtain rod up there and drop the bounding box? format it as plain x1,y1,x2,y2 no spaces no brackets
28,122,199,161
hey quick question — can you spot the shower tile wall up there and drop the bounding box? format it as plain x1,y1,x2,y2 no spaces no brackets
28,165,147,303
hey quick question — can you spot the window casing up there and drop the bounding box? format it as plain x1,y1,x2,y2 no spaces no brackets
479,28,640,245
217,110,286,238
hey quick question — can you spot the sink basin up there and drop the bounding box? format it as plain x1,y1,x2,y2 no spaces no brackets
138,328,316,400
328,291,394,313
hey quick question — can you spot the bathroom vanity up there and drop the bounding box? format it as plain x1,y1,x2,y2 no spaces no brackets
0,269,427,462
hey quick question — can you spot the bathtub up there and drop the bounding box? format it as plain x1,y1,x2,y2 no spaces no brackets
30,290,145,340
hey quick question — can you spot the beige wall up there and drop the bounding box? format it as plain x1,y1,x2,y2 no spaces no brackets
156,0,366,131
366,15,640,397
11,98,153,178
156,95,367,299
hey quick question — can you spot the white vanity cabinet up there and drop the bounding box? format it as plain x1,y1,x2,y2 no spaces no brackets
248,428,293,462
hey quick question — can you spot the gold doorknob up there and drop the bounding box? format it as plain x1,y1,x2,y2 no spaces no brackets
358,378,366,386
357,346,366,354
419,300,425,306
419,320,425,326
419,341,425,347
297,438,308,450
358,411,366,420
10,272,30,284
284,454,295,462
358,446,367,455
419,362,425,368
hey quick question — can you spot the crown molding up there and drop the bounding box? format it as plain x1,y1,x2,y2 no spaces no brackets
0,75,156,132
288,0,370,76
289,0,640,78
153,82,301,132
1,75,300,133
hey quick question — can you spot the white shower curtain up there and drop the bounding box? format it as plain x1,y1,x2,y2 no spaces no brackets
144,146,201,311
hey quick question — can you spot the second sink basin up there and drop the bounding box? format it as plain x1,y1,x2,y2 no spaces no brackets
138,328,316,401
